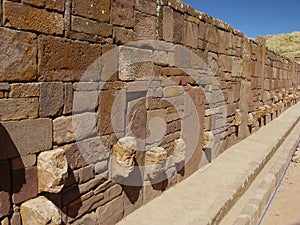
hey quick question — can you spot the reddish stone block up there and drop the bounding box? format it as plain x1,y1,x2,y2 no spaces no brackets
23,0,65,12
113,27,133,45
12,166,37,204
72,0,110,22
184,21,198,49
134,11,156,40
111,0,134,28
134,0,157,16
173,11,184,44
4,1,64,35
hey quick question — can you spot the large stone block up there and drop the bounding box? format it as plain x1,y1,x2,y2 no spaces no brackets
134,11,156,40
0,28,36,82
9,83,39,98
37,149,68,193
39,82,64,117
111,0,134,27
184,21,198,49
3,1,64,35
53,116,75,145
134,0,157,15
12,166,37,204
0,119,52,160
23,0,65,12
0,161,11,218
162,6,173,42
0,98,38,121
173,11,184,44
20,196,61,225
38,35,102,81
72,0,110,22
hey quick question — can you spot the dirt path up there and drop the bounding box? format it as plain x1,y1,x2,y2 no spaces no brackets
260,161,300,225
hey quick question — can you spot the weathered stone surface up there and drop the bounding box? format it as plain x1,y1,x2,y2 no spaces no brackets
20,196,61,225
184,21,198,49
40,82,64,117
38,35,102,81
4,1,64,35
0,83,10,91
96,195,124,225
144,147,167,180
173,11,184,44
0,161,11,218
71,16,112,37
0,27,36,82
63,143,88,170
1,217,9,225
111,0,134,27
0,98,38,121
163,86,181,98
247,113,255,127
37,149,68,193
110,137,137,181
23,0,65,12
0,119,52,159
235,109,242,126
134,0,157,15
10,211,21,225
53,116,75,145
134,11,156,40
11,155,36,170
9,83,39,98
173,138,186,163
162,6,173,42
63,83,73,114
74,165,95,184
72,212,98,225
203,131,215,149
73,113,98,141
73,90,98,113
113,27,134,45
12,166,37,204
72,0,110,22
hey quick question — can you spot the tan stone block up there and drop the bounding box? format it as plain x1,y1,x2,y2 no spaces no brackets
4,1,64,35
53,116,75,145
0,28,36,82
134,0,157,15
38,35,102,81
173,11,184,44
9,83,39,98
184,21,198,49
71,16,112,37
163,86,181,97
63,83,73,115
162,6,173,42
0,98,38,121
111,0,134,27
134,11,156,40
72,0,110,22
113,27,133,45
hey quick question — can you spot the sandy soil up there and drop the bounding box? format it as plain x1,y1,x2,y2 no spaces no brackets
260,161,300,225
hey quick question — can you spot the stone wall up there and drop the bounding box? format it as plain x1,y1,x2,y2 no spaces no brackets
0,0,299,224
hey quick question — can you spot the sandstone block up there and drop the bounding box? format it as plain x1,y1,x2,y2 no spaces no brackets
0,27,36,82
234,109,242,126
4,1,64,35
73,90,98,113
162,6,174,42
11,155,36,170
74,165,95,184
134,0,157,15
39,82,64,117
163,86,181,98
0,98,38,121
134,11,156,40
71,16,112,37
9,83,39,98
173,11,184,44
184,21,198,48
0,161,11,218
53,116,75,145
110,137,137,181
72,0,110,22
20,196,61,225
173,138,186,163
203,131,215,149
63,83,73,114
37,149,68,193
72,212,98,225
0,119,52,159
73,113,98,141
12,166,37,204
113,27,134,45
247,113,255,127
0,83,10,91
111,0,134,27
38,35,102,81
144,147,167,180
23,0,65,12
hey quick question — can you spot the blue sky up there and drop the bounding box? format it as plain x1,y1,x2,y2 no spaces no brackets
182,0,300,38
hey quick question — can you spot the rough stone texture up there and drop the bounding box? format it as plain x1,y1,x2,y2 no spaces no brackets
97,195,124,225
39,82,64,117
110,137,137,181
113,27,134,45
71,16,112,37
0,161,11,218
72,212,98,225
63,83,73,114
73,113,98,141
173,138,186,163
53,116,75,145
111,0,134,27
162,6,173,42
23,0,65,12
12,166,37,204
3,1,64,35
74,165,95,184
0,119,52,159
0,98,38,121
134,0,157,15
235,109,242,126
11,155,36,170
184,21,198,49
73,90,98,113
0,27,36,82
38,35,102,81
9,83,39,98
134,11,156,40
20,196,61,225
72,0,110,22
144,147,167,180
37,149,68,193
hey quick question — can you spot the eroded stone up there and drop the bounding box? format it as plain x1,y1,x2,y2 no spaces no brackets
144,147,167,180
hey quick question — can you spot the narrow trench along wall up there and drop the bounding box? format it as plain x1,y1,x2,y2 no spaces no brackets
0,0,299,224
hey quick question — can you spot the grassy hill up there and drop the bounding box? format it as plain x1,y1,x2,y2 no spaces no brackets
265,32,300,58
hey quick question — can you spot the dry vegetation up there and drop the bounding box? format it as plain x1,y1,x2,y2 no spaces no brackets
265,31,300,58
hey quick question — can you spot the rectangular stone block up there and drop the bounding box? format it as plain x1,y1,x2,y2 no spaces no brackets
134,11,156,41
173,11,184,44
71,16,112,37
9,83,39,98
0,27,36,82
111,0,134,27
40,82,64,117
72,0,110,22
0,119,52,159
0,98,38,121
134,0,156,15
23,0,65,12
162,6,173,42
184,21,198,49
113,27,134,45
12,166,37,204
3,1,64,35
53,116,75,145
38,35,102,81
0,160,11,218
64,83,73,115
